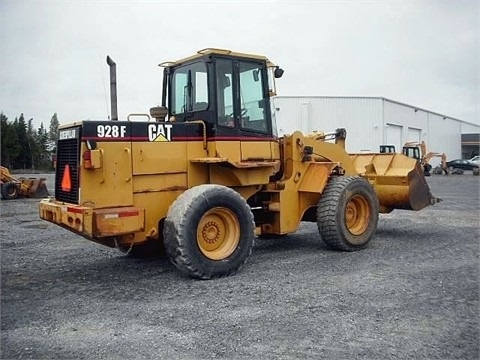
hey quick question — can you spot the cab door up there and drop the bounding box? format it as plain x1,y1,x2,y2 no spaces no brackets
236,60,276,162
214,57,277,162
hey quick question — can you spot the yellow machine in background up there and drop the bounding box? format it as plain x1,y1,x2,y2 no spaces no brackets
381,141,448,176
1,166,49,200
40,49,438,279
402,141,447,176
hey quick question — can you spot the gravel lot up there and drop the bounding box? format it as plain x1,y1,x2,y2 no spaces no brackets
1,174,479,359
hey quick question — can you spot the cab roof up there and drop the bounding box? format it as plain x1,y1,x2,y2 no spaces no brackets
159,48,275,67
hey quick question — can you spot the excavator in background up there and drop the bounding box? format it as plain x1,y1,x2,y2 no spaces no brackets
1,166,49,200
402,141,447,176
40,48,440,279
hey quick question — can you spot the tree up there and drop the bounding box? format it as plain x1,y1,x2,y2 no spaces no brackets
49,113,59,144
13,114,29,169
27,118,36,170
1,113,57,171
34,123,51,169
1,113,21,168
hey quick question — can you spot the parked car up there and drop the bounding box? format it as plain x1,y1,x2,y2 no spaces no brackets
469,155,480,164
446,159,480,171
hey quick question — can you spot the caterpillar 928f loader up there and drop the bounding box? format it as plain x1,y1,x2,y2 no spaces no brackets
39,49,437,279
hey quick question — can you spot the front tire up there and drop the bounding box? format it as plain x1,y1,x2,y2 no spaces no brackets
164,184,255,279
1,182,20,200
317,176,379,251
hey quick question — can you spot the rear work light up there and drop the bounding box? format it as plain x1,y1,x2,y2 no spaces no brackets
83,150,92,169
82,149,102,169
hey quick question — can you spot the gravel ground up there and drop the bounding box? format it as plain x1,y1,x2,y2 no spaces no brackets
1,174,479,359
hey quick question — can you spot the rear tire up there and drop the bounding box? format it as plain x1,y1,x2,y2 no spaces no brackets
1,182,20,200
164,184,255,279
317,176,379,251
423,163,432,176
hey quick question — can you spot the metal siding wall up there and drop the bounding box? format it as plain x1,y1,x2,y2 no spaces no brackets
272,97,308,135
461,122,480,134
312,98,383,153
273,96,474,158
427,114,462,160
383,101,429,145
273,97,383,153
385,124,403,151
407,128,421,143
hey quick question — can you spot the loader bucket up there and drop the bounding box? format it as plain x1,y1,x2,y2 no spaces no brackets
349,153,438,213
19,178,49,198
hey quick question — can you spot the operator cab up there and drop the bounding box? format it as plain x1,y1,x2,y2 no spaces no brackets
379,145,396,154
402,146,421,161
158,48,283,139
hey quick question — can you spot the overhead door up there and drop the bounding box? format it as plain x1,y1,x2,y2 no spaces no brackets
407,127,421,143
385,124,403,151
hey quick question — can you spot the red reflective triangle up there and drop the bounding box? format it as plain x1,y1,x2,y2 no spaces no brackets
61,164,72,192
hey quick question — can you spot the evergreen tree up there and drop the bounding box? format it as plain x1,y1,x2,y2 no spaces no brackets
1,113,57,171
1,113,21,168
27,118,36,170
35,123,51,169
49,113,59,144
14,114,30,169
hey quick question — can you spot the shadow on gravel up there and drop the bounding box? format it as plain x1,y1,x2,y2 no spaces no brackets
253,234,330,254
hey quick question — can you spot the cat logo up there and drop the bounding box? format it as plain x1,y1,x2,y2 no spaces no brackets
148,124,173,142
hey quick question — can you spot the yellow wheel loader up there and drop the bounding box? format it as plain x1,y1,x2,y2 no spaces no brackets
39,49,438,279
1,166,49,200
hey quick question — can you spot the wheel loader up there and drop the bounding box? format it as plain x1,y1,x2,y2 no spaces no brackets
1,166,49,200
39,48,438,279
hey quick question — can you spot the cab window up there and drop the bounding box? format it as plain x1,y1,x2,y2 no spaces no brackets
215,59,234,127
171,62,208,115
239,62,269,133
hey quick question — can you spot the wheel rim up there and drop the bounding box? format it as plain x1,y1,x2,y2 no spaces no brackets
197,207,240,260
6,185,18,198
344,194,370,237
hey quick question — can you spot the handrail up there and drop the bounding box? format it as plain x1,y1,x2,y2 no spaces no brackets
124,147,132,182
186,120,208,150
127,113,151,122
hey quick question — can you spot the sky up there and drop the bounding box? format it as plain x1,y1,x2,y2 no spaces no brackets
1,0,479,129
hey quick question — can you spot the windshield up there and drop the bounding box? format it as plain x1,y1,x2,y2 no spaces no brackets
171,62,208,115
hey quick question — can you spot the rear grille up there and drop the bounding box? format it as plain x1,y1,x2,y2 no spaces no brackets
55,128,81,203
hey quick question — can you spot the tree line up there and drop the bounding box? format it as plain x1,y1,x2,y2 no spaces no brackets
1,112,59,171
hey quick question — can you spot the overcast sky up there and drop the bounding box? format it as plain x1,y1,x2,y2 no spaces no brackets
1,0,478,129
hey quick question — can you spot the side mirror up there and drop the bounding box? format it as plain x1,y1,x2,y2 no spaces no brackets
274,67,284,78
222,75,231,88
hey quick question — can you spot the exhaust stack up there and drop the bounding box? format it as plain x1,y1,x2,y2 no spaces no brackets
106,56,118,121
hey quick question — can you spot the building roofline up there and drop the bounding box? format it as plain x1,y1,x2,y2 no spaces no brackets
274,95,479,127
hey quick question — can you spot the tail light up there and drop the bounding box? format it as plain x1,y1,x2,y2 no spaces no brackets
83,150,92,169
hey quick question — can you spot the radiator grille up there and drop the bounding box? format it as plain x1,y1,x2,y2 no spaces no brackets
55,129,81,203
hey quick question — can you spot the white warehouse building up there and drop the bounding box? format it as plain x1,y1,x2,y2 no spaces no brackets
272,96,480,160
